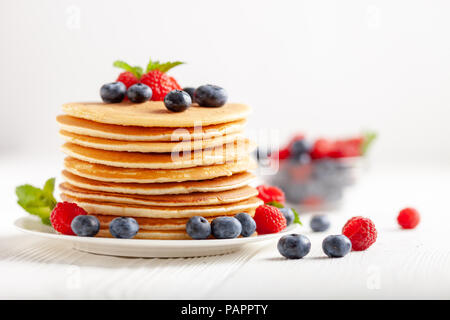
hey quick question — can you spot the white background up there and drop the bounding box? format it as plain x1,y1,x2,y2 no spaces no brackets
1,0,450,165
1,0,450,300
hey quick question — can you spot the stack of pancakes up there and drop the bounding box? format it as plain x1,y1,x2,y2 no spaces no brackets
57,101,263,239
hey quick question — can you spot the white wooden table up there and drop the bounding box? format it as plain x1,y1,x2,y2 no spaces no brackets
1,153,449,299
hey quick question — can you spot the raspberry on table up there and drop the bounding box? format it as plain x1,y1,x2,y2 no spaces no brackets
50,201,87,235
256,184,285,204
253,204,287,234
342,216,377,251
397,207,420,229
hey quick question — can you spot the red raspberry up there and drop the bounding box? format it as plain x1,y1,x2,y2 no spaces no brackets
256,185,285,204
116,71,138,89
50,201,87,235
329,140,361,158
310,138,334,159
140,70,180,101
342,216,377,251
397,207,420,229
253,205,287,234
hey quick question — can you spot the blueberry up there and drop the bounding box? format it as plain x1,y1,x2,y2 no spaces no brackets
211,217,242,239
194,84,227,107
290,140,311,160
280,208,295,226
234,212,256,237
71,215,100,237
310,215,331,232
127,83,152,103
183,87,196,101
109,217,139,239
164,90,192,112
100,82,126,103
186,216,211,239
322,235,352,258
277,234,311,259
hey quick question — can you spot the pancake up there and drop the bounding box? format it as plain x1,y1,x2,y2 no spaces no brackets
95,229,192,240
62,170,255,195
64,157,256,183
57,115,246,141
61,140,255,169
62,101,251,127
59,130,244,153
59,182,258,206
61,193,263,218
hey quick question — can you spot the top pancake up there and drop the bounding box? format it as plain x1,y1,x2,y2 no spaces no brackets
57,115,246,142
62,102,251,127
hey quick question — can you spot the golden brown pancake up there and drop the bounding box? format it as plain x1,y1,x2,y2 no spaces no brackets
59,130,244,153
64,157,256,183
62,101,251,127
61,170,255,195
61,193,263,218
61,140,255,169
59,182,258,206
95,229,192,240
57,115,246,141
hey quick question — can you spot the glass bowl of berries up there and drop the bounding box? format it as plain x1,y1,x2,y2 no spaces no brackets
259,132,376,212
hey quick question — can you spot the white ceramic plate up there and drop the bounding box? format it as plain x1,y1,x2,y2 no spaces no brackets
14,216,298,258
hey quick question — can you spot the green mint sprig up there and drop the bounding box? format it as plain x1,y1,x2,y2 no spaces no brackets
146,59,184,73
266,201,302,226
361,131,377,155
113,60,143,79
16,178,57,225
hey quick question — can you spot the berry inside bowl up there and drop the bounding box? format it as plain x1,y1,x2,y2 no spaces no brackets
258,132,376,212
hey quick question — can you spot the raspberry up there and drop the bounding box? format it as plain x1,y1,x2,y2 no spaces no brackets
310,138,334,159
141,70,181,101
256,184,285,204
50,202,87,235
116,71,138,89
253,205,287,234
397,207,420,229
342,216,377,251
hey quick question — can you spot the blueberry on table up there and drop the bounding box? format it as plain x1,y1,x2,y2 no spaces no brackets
310,215,330,232
71,215,100,237
164,90,192,112
211,217,242,239
279,208,295,226
127,83,152,103
100,82,126,103
194,85,227,107
234,212,256,237
186,216,211,239
109,217,139,239
277,234,311,259
182,87,196,101
322,235,351,258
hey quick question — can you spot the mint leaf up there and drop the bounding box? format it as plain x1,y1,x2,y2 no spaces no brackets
113,60,143,79
146,58,184,73
267,201,284,208
292,208,302,226
16,178,57,226
361,131,377,155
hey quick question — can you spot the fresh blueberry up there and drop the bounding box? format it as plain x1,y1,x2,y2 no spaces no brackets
164,90,192,112
290,139,311,159
109,217,139,239
127,83,152,103
194,84,227,107
211,217,242,239
234,212,256,237
183,87,196,101
322,235,352,258
277,234,311,259
280,207,295,226
310,215,331,232
100,82,126,103
186,216,211,239
71,215,100,237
